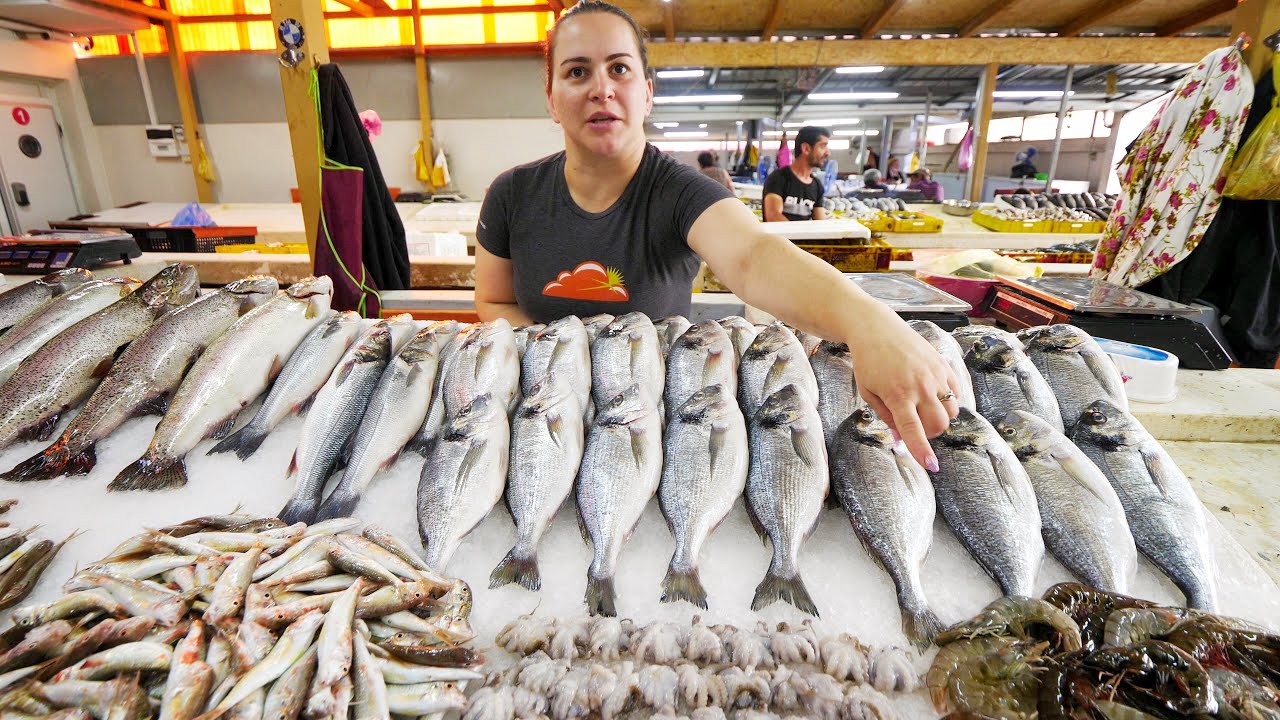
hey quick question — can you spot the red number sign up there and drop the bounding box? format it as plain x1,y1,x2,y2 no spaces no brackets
11,107,29,126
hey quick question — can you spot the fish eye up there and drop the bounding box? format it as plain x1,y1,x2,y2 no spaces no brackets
1002,427,1015,436
1089,411,1106,424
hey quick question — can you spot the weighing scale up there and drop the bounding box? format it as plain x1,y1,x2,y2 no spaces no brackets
845,272,972,331
0,230,141,274
989,275,1233,370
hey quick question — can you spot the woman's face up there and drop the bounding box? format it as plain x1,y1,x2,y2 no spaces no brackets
547,13,653,160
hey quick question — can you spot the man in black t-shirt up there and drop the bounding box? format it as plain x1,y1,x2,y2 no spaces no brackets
763,125,830,222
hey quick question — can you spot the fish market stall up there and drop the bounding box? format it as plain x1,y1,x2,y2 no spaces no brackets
0,267,1274,719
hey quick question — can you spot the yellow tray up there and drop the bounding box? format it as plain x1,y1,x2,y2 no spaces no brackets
854,213,894,233
1051,219,1107,234
214,243,309,254
973,212,1054,233
887,211,943,233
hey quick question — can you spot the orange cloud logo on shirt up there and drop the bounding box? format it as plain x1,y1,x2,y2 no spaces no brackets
542,261,630,302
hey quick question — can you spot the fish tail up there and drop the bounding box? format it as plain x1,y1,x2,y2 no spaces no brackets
206,425,265,461
660,565,708,610
752,565,819,617
108,455,188,491
313,488,360,522
1184,583,1219,613
2,440,97,482
278,496,319,526
489,548,540,591
585,572,617,617
902,604,945,651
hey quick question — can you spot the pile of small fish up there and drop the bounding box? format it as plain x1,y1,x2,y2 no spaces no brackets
927,582,1280,719
0,513,483,719
0,508,73,612
481,613,919,720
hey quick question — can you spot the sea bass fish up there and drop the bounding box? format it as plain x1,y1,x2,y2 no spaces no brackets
110,276,334,491
738,322,819,420
0,268,93,333
658,384,748,610
745,384,828,616
1020,324,1129,433
717,316,759,364
278,323,393,524
577,384,662,617
663,320,736,422
315,322,453,521
996,410,1137,594
654,315,692,359
2,276,277,481
417,393,510,573
443,319,519,416
490,372,585,592
830,407,941,648
591,312,664,411
207,310,362,460
809,340,861,450
0,277,140,385
0,264,199,451
405,321,466,456
521,315,591,423
927,407,1044,597
1071,400,1218,610
966,334,1063,432
911,320,976,411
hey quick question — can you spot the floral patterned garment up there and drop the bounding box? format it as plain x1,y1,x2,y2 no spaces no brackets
1092,47,1253,287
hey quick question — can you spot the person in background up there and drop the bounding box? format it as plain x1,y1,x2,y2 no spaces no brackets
473,2,960,468
863,168,888,191
697,151,733,191
885,157,905,184
763,125,831,222
863,148,880,172
1011,147,1039,178
907,167,943,201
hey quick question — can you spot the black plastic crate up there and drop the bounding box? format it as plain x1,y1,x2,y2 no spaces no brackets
127,226,257,253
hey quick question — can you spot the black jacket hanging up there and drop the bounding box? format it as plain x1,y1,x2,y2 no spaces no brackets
317,63,411,291
1140,68,1280,368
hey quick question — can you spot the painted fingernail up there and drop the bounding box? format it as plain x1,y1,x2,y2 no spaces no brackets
925,456,940,473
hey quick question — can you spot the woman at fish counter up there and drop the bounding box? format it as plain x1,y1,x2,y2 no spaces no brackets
473,0,961,469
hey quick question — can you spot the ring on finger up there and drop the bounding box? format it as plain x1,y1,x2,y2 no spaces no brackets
938,391,957,402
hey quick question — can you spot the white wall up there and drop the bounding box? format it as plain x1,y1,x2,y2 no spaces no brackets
96,117,565,203
0,33,111,211
924,137,1112,192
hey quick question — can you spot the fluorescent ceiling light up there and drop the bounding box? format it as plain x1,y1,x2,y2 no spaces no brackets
763,131,786,136
834,129,880,136
993,90,1077,99
665,131,709,138
804,118,860,126
807,92,899,101
656,69,705,79
698,123,707,128
835,65,885,74
652,122,679,129
654,94,744,104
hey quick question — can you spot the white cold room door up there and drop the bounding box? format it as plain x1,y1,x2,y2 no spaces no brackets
0,96,79,233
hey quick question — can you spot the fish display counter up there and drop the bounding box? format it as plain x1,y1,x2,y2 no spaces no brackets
0,266,1274,718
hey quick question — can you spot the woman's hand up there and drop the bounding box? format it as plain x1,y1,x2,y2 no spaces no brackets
845,303,962,471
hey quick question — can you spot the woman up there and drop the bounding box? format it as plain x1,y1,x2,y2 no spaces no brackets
863,168,888,192
885,157,904,184
473,1,959,469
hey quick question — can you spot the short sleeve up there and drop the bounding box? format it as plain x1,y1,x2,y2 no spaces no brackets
762,168,785,199
476,169,514,259
670,164,736,241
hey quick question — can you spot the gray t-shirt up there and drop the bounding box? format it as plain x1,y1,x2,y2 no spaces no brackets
477,144,733,323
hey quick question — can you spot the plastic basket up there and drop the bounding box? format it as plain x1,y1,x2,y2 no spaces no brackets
128,226,257,253
1051,219,1107,234
797,243,892,272
887,211,943,233
972,212,1053,233
854,213,894,233
214,242,309,255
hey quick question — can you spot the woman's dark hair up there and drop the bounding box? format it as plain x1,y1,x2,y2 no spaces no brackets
697,151,715,168
544,1,650,94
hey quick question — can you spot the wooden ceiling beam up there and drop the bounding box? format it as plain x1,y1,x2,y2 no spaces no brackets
647,36,1221,67
332,0,375,17
1158,0,1238,36
958,0,1015,38
180,3,549,21
861,0,906,37
664,2,674,41
1059,0,1145,37
81,0,175,23
761,0,784,41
